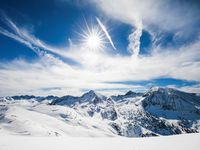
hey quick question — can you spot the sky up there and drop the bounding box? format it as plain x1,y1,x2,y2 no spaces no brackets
0,0,200,96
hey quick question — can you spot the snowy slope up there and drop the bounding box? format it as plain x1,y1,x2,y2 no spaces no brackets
0,98,116,137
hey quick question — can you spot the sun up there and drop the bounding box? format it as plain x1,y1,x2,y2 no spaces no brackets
86,34,101,49
78,20,107,51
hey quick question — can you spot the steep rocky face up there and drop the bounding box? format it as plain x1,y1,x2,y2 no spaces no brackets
141,87,200,119
100,98,118,121
142,87,200,110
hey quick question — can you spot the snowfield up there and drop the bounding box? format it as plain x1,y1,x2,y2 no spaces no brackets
0,133,200,150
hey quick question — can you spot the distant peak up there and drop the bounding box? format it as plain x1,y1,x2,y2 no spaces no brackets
125,90,135,96
81,90,107,102
88,90,95,94
82,90,96,97
149,87,172,92
81,90,97,97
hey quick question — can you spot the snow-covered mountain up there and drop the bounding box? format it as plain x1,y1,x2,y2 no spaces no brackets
0,87,200,137
51,90,107,106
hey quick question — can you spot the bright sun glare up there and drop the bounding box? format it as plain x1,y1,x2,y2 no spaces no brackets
79,20,106,51
86,34,101,49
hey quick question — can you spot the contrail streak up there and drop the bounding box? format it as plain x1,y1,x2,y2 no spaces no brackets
96,17,116,50
128,19,143,57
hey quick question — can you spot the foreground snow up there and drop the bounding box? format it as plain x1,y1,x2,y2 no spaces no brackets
0,100,116,137
0,133,199,150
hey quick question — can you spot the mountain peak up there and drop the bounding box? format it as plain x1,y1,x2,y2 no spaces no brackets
125,90,135,96
80,90,107,103
81,90,96,97
88,90,96,95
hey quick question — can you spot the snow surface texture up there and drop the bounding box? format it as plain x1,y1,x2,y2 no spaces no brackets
0,133,200,150
0,87,200,137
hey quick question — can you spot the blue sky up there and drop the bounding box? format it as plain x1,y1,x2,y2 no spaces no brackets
0,0,200,96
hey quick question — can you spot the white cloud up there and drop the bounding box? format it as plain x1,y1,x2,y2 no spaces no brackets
166,84,200,94
0,36,200,96
91,0,200,31
179,84,200,94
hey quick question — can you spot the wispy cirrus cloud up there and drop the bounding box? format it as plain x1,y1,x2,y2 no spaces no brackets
0,11,80,64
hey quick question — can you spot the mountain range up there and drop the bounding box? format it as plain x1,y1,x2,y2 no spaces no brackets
0,87,200,137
